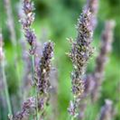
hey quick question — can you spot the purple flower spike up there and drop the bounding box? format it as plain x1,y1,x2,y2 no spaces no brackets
36,41,54,95
68,8,94,118
21,0,37,55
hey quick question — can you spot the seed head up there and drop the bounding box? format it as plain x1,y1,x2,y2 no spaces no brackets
36,41,54,95
20,0,37,55
68,8,94,117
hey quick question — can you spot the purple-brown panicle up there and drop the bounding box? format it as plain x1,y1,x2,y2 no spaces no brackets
91,20,115,102
35,41,54,113
13,97,36,120
36,41,54,95
68,8,94,117
77,20,115,119
98,99,114,120
21,0,36,55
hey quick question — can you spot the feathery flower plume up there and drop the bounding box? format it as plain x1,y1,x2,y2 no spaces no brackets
68,8,94,118
37,42,54,94
77,0,99,117
78,20,115,119
91,20,115,102
20,0,37,55
97,99,114,120
13,97,36,120
17,1,32,101
36,42,54,111
76,0,99,98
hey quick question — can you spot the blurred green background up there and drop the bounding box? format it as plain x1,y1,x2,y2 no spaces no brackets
0,0,120,120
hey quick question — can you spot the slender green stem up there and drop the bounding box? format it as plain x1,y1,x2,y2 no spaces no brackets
36,90,39,120
31,55,34,84
31,55,39,120
1,62,12,115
